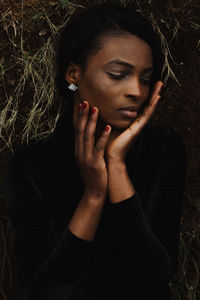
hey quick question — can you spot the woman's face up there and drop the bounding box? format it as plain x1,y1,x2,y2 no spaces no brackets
68,32,154,131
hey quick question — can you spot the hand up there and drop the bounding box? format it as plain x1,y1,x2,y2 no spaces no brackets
74,100,112,199
105,81,164,162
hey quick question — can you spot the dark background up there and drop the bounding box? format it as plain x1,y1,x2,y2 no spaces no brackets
0,1,199,299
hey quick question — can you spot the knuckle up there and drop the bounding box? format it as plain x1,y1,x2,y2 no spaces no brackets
95,144,103,151
85,158,94,170
127,127,134,135
83,134,90,141
89,161,100,172
75,125,83,135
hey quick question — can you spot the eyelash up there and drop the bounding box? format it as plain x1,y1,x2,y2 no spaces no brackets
108,73,152,85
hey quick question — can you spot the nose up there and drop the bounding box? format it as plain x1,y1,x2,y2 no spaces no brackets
125,77,143,100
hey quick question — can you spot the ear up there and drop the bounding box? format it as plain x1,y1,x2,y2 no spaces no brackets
65,62,82,85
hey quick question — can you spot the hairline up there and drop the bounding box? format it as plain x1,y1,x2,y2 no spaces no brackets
77,29,155,75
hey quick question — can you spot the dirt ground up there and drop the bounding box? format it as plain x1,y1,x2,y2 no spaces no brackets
0,1,200,299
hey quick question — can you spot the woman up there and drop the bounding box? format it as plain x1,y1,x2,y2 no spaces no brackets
4,4,187,300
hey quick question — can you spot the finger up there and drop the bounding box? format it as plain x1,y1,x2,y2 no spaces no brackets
139,81,163,122
144,94,161,120
75,101,89,159
94,125,112,156
139,93,161,121
83,106,99,157
113,84,163,152
75,103,82,157
135,95,161,130
151,81,164,102
123,95,160,146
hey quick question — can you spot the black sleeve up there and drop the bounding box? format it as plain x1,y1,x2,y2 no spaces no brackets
105,128,187,295
4,154,94,300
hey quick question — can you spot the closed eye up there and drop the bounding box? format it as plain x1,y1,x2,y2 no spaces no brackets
107,72,128,80
107,72,152,84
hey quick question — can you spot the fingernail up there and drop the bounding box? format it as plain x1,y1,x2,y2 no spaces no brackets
82,101,87,109
92,107,96,114
104,125,110,131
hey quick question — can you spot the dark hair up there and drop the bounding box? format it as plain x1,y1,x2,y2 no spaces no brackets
55,4,164,104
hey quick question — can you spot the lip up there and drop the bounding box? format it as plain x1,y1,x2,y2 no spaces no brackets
118,110,138,118
119,105,140,111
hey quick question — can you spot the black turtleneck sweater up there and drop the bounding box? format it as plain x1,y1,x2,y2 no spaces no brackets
4,104,187,300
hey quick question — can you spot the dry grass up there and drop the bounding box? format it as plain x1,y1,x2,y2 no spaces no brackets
0,0,199,299
0,0,179,152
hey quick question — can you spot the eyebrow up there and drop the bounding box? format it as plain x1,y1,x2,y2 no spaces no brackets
105,59,153,72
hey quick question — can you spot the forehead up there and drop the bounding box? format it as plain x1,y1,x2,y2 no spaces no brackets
87,33,153,69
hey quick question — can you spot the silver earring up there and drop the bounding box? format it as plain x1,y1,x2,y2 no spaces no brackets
68,83,78,91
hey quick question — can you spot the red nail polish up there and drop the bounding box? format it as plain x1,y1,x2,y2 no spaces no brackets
92,108,96,114
105,125,110,131
82,102,87,109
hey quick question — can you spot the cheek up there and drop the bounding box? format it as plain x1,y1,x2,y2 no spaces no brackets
80,74,114,103
145,87,151,99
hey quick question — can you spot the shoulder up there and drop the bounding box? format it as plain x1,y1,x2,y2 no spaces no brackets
3,134,60,209
4,136,53,175
4,121,75,203
5,105,75,173
3,134,64,224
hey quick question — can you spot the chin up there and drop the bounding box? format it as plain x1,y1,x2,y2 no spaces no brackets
100,112,137,130
108,119,136,130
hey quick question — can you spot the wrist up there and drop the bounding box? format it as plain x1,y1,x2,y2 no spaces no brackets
107,159,127,170
107,160,135,203
83,190,106,204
